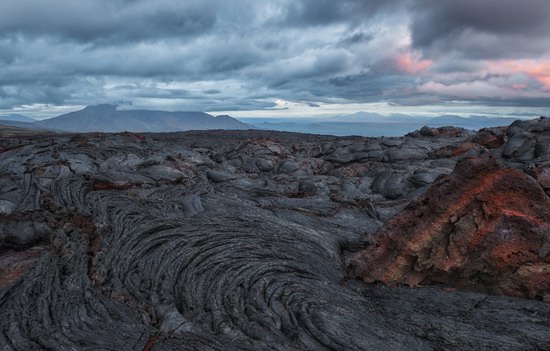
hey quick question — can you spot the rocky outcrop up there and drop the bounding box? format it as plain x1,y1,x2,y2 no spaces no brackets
470,117,550,196
406,125,474,139
350,152,550,299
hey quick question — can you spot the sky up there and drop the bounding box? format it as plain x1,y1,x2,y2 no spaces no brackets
1,0,550,119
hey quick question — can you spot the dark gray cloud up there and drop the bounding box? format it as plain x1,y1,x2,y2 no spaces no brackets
410,0,550,59
280,0,402,26
0,0,220,43
0,0,549,115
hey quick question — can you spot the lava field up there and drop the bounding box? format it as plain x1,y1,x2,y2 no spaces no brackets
0,118,549,350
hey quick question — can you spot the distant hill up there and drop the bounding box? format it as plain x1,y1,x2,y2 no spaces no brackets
428,115,519,129
246,113,539,137
332,112,388,122
0,120,45,130
0,114,35,122
35,105,253,133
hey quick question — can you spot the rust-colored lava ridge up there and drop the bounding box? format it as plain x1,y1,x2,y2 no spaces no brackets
350,152,550,299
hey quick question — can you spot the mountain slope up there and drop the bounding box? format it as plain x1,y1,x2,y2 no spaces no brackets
36,105,252,132
0,114,35,122
0,120,45,130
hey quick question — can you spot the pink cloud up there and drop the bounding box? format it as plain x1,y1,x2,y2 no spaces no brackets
417,81,506,99
511,84,527,90
488,60,550,90
394,51,433,74
417,78,549,100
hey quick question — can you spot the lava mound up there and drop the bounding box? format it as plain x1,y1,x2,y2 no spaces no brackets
350,152,550,299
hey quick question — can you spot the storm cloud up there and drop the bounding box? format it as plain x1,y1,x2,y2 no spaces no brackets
409,0,550,59
0,0,549,116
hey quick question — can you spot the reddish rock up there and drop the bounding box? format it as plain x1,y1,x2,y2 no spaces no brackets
349,153,550,299
471,127,506,149
407,126,471,138
528,163,550,195
450,142,484,156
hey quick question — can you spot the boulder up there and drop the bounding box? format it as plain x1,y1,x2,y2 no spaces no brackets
350,153,550,299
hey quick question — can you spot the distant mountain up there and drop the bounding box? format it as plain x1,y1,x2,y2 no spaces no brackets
36,105,253,133
332,112,388,122
250,120,429,137
331,112,429,123
0,114,35,122
247,113,539,137
332,112,526,125
427,115,519,129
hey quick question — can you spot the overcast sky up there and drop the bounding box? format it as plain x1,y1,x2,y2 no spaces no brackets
1,0,550,119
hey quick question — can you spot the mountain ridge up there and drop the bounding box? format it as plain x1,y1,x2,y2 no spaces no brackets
35,104,253,133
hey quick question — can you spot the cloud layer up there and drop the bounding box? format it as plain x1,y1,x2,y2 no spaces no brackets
1,0,549,115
